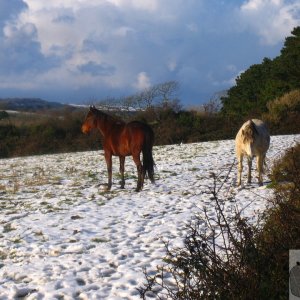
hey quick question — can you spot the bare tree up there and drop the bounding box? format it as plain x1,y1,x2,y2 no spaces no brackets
139,85,160,109
156,81,180,108
93,80,181,112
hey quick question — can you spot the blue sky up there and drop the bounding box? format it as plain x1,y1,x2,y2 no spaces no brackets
0,0,299,107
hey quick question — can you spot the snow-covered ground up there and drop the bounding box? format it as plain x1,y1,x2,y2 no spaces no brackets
0,134,299,299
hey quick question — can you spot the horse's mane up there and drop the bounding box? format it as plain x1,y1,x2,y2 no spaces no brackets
91,107,125,124
242,119,258,143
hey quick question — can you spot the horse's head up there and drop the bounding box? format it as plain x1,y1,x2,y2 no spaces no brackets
242,120,258,144
81,106,98,134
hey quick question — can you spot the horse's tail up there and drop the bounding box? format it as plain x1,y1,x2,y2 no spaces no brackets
142,126,155,183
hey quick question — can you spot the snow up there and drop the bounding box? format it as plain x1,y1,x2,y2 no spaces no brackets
0,134,299,299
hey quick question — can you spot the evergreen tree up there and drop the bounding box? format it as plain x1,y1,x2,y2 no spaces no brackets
221,27,300,118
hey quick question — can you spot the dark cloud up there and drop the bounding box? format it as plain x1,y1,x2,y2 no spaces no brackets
81,39,108,53
0,0,27,26
0,22,60,75
0,0,60,76
78,61,116,77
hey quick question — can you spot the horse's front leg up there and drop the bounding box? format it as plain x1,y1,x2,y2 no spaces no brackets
132,154,144,192
237,153,243,186
119,156,125,189
104,151,112,191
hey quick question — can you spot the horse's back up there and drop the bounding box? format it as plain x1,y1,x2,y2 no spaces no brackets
126,121,154,144
252,119,270,152
236,119,270,157
108,121,153,156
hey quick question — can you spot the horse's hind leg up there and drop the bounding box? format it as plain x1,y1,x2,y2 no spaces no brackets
257,155,264,186
104,151,112,191
132,154,144,192
247,156,252,184
119,156,125,189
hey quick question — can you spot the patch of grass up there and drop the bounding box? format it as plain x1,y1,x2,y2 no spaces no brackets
91,237,110,243
43,192,54,198
97,201,105,206
34,230,45,238
58,198,75,206
87,171,98,180
11,236,22,244
65,166,77,174
182,191,190,196
71,215,83,220
42,205,62,213
3,223,15,233
0,250,7,260
76,191,83,197
68,238,77,243
52,177,63,185
161,170,172,173
188,167,199,171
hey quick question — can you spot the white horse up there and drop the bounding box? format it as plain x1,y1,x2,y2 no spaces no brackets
235,119,270,186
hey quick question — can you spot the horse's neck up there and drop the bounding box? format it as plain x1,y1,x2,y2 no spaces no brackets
96,116,123,137
95,117,109,137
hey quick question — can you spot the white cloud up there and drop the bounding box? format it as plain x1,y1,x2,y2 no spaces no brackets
113,26,135,37
240,0,300,45
107,0,158,11
133,72,151,90
168,60,177,72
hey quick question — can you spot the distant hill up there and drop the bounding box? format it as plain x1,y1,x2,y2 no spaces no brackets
0,98,67,112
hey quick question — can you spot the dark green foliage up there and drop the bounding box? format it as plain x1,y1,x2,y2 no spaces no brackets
0,111,9,120
135,108,241,146
222,27,300,118
0,124,20,157
0,109,101,158
257,144,300,299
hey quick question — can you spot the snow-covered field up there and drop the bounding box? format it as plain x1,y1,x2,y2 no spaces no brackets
0,134,299,299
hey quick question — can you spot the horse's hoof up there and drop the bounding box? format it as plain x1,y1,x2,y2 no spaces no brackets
103,184,112,191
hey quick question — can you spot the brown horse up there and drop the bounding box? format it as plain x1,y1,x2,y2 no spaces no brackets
81,106,155,191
